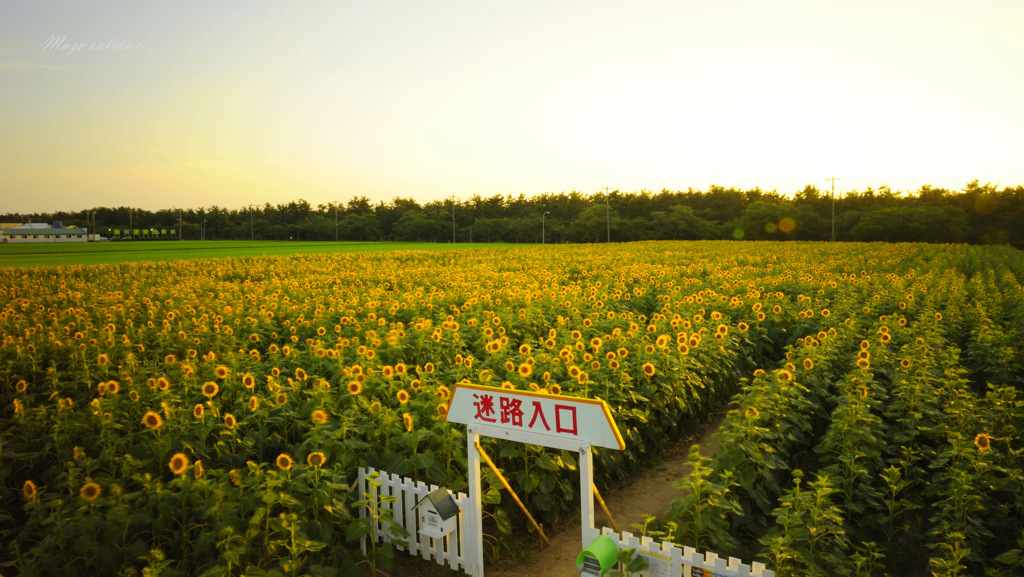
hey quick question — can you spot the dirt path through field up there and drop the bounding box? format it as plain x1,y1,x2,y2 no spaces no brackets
482,412,726,577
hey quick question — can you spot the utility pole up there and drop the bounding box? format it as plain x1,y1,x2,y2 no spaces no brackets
449,194,458,243
335,202,339,242
249,205,254,241
826,176,840,241
543,211,550,244
602,186,612,242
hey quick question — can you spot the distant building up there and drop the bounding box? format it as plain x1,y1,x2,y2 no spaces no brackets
0,222,89,243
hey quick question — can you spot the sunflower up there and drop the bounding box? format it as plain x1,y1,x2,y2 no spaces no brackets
276,453,293,470
803,358,814,370
312,409,329,424
202,381,219,398
403,413,414,432
642,363,655,377
437,403,449,417
424,362,435,373
106,380,120,395
935,312,943,321
974,433,991,451
857,358,871,370
169,452,189,475
900,359,911,369
745,407,760,419
80,482,101,501
307,452,327,468
777,369,793,382
242,374,256,389
224,414,237,429
275,392,288,405
23,480,37,501
550,384,562,395
396,389,410,404
156,377,170,390
249,396,260,411
518,363,533,377
142,411,163,430
215,365,230,379
164,354,178,364
501,381,515,390
395,363,407,375
193,404,205,419
229,469,242,485
15,380,27,393
347,381,363,396
194,460,204,479
97,354,109,366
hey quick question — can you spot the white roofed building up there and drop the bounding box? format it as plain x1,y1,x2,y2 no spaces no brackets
0,222,88,243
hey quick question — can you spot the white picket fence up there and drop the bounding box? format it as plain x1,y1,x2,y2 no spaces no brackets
357,466,773,577
595,527,774,577
357,467,471,572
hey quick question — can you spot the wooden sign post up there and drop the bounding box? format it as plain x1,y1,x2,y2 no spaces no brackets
446,384,625,577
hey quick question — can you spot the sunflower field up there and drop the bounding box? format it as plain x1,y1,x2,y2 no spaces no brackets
3,241,1024,576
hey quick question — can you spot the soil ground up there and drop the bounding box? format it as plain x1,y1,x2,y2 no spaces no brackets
392,410,727,577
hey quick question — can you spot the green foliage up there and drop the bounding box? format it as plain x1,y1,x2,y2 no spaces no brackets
666,445,740,553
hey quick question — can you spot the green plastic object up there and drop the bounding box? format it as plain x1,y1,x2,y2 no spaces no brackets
576,535,619,575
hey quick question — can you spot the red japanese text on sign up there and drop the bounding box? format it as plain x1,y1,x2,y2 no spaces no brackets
446,384,624,451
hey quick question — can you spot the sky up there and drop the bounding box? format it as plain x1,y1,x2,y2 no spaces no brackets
1,0,1023,214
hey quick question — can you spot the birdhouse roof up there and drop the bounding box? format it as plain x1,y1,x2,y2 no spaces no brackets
414,487,460,520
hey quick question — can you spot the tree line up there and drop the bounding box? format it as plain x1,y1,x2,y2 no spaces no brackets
3,180,1021,247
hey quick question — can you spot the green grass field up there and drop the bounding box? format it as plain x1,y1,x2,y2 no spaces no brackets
0,240,514,267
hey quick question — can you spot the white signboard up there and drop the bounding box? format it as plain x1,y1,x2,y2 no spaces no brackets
446,384,624,451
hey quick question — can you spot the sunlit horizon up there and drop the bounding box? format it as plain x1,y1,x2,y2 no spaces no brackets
3,0,1023,214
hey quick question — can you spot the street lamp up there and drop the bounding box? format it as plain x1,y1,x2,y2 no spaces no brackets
542,212,550,244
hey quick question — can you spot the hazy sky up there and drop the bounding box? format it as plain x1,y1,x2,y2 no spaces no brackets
2,0,1022,213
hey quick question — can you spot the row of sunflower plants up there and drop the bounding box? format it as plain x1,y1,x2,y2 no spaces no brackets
666,245,1024,576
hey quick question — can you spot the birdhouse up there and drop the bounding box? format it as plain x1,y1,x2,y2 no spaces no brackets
414,487,460,539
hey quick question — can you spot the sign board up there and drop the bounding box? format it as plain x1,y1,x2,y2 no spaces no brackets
446,384,624,451
684,566,729,577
